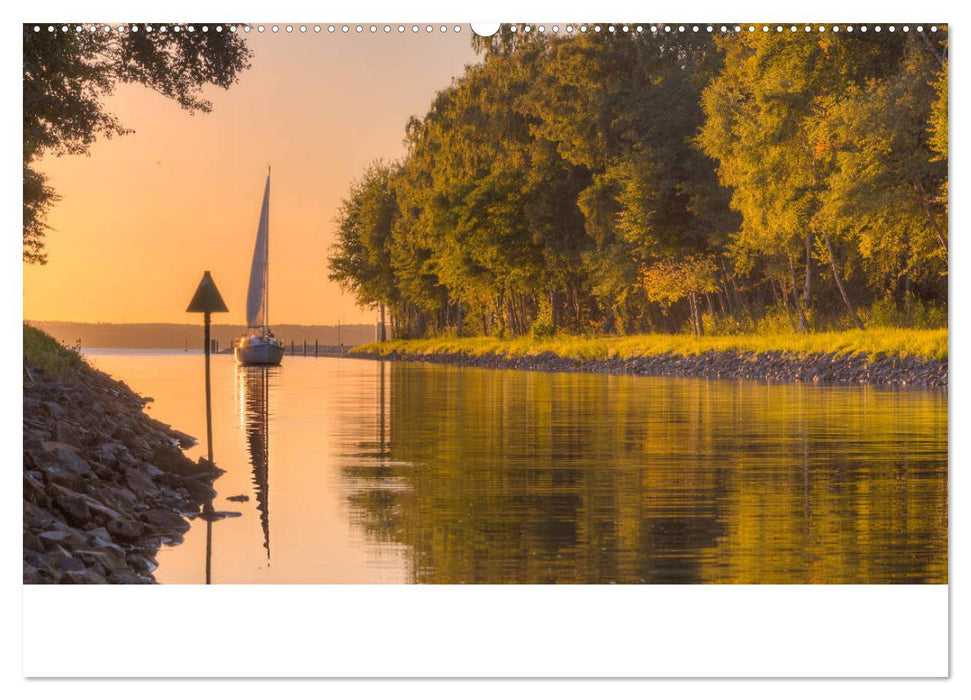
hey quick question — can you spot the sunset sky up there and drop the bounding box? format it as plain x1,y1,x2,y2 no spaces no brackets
23,30,479,325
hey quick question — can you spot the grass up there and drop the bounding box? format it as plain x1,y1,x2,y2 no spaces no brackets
23,323,85,381
354,327,948,363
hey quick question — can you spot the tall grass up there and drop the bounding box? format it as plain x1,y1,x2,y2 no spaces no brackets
355,327,947,363
23,323,85,380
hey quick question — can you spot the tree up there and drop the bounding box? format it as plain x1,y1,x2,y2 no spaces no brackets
816,34,948,306
328,162,400,318
526,31,736,333
698,30,911,329
331,27,948,339
23,24,251,263
642,256,719,336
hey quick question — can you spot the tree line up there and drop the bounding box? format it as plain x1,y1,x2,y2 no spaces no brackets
330,28,948,338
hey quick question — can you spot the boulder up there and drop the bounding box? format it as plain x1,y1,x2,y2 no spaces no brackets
106,518,145,541
150,445,199,477
141,509,189,533
182,478,217,502
50,446,94,475
52,494,91,527
123,467,159,496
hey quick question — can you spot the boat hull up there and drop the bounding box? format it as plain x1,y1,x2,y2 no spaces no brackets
235,336,284,366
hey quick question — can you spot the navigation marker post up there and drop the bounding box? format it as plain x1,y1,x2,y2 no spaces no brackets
186,270,229,465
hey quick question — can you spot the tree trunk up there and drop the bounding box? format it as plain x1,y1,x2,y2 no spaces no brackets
696,294,705,337
775,278,797,332
803,230,814,305
787,250,810,332
823,231,864,329
688,292,704,337
915,180,948,264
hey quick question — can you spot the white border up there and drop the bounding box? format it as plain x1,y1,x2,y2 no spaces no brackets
23,585,947,677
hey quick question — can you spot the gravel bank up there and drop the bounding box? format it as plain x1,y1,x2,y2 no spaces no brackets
353,349,947,387
23,361,221,584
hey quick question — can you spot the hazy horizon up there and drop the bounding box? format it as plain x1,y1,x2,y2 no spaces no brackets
28,319,378,349
23,30,479,326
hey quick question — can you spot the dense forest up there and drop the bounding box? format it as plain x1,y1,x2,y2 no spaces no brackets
329,27,948,339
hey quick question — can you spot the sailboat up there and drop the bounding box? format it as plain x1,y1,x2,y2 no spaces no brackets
235,168,285,366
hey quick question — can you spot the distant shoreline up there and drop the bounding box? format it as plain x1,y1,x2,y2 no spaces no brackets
27,320,377,350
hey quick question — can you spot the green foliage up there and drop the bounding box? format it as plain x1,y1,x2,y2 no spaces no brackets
328,162,400,308
866,296,947,330
330,27,947,342
22,24,251,263
530,298,555,339
23,323,84,381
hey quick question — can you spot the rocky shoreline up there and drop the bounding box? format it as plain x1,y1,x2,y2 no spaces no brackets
23,360,221,584
354,349,947,387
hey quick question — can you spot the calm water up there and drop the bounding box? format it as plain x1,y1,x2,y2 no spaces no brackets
84,350,948,584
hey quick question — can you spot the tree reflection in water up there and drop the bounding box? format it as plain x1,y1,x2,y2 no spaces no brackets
338,363,947,584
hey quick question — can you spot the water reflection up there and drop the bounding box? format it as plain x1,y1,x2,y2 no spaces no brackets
237,366,275,563
84,351,947,584
337,363,947,584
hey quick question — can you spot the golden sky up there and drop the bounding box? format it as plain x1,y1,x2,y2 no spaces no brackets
23,30,478,325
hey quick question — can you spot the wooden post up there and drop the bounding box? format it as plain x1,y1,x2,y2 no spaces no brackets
315,339,319,357
205,510,213,585
203,310,213,464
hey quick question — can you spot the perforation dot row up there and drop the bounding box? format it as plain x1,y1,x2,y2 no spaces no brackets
29,24,465,34
30,24,942,35
508,24,940,34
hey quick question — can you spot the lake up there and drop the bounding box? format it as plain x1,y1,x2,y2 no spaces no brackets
84,350,948,584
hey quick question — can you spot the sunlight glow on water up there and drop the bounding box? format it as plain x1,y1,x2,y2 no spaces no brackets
85,351,947,584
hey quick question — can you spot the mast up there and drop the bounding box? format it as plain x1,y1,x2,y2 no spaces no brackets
264,165,270,335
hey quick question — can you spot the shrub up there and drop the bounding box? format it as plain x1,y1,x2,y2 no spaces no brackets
865,295,947,329
530,299,555,339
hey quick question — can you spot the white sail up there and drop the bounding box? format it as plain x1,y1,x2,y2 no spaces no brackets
246,172,271,329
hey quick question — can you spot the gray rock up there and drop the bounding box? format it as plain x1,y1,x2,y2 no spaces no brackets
47,484,123,523
127,553,159,574
107,571,153,585
53,555,86,572
60,568,107,584
53,494,91,526
150,444,198,476
43,466,88,491
55,420,83,447
94,442,134,467
52,447,94,475
124,467,159,496
24,531,44,552
106,518,145,541
170,429,198,448
182,478,217,502
39,530,73,543
141,509,189,533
